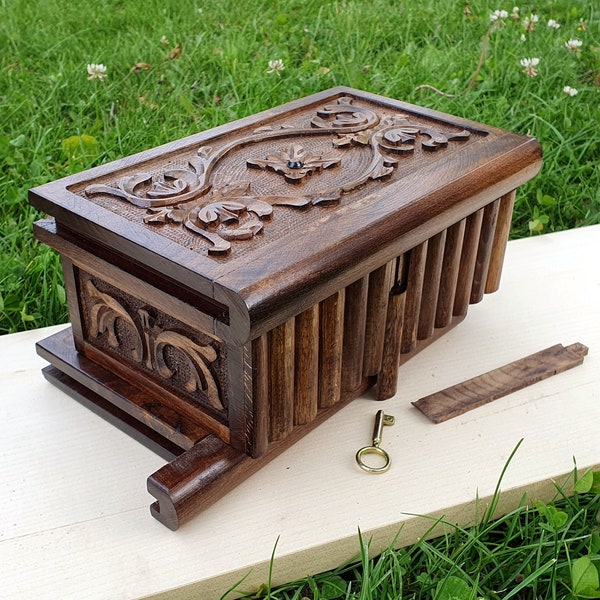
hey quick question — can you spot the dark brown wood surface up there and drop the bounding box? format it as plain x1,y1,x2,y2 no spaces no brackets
318,290,345,408
30,86,543,347
363,261,394,377
435,219,466,328
453,208,484,316
413,343,589,423
36,328,205,456
294,305,320,425
400,242,427,354
29,87,544,530
485,190,516,294
417,230,446,340
268,318,295,441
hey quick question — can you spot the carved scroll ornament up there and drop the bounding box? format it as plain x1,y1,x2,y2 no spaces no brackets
85,97,470,255
85,280,224,412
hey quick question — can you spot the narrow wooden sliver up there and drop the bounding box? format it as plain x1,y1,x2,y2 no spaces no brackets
413,342,589,423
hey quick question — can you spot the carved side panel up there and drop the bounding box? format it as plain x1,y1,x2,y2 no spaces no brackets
77,270,228,421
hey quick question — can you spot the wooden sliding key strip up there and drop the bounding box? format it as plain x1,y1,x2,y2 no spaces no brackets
356,410,395,473
413,342,589,423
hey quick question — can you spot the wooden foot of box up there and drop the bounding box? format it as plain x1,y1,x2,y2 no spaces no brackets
36,327,370,530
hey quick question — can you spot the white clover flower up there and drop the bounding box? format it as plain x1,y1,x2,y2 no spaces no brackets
267,59,285,75
86,63,107,81
490,9,508,22
520,57,540,77
520,57,540,67
547,19,560,29
565,38,583,51
511,6,520,19
523,13,539,31
520,33,527,41
563,86,578,96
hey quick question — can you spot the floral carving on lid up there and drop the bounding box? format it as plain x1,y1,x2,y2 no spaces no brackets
84,96,473,256
247,143,341,183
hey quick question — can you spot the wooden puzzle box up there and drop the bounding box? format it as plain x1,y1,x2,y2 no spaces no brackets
29,87,542,529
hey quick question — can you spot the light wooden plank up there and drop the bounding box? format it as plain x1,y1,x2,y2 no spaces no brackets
1,225,599,600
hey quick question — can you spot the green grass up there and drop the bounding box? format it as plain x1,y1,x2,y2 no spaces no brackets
228,465,600,600
1,1,599,596
1,0,599,334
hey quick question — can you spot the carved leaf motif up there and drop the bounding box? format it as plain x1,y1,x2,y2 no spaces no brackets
85,281,143,363
311,96,379,130
197,146,213,159
198,201,246,225
168,207,188,223
268,195,312,208
147,178,187,198
153,330,223,411
86,159,206,208
384,127,419,144
333,130,372,148
370,162,395,180
220,224,262,240
143,208,171,224
419,127,470,150
121,172,154,195
247,143,341,183
244,197,273,217
312,192,342,206
183,217,232,253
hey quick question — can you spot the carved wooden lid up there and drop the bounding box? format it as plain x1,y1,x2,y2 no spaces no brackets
30,87,542,342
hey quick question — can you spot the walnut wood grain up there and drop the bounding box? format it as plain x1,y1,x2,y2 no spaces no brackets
470,198,500,303
30,88,543,347
294,305,320,425
413,343,589,423
36,327,207,454
342,276,369,393
318,289,345,408
36,325,370,530
453,208,484,317
435,219,466,329
401,242,428,354
249,335,269,457
268,318,295,441
485,189,517,293
29,87,544,529
43,365,184,461
363,261,395,377
376,255,408,400
417,230,446,341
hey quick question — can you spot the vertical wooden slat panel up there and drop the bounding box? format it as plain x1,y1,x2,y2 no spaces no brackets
470,198,501,303
377,254,407,400
61,257,85,350
268,318,295,442
417,229,446,341
485,189,517,293
435,219,466,329
250,335,269,457
400,241,428,355
453,209,484,317
294,305,319,425
319,289,345,408
363,260,395,377
342,276,369,393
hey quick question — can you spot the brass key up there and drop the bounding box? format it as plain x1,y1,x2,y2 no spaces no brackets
355,410,395,473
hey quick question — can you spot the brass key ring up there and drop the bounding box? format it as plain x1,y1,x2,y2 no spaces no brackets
355,410,395,474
